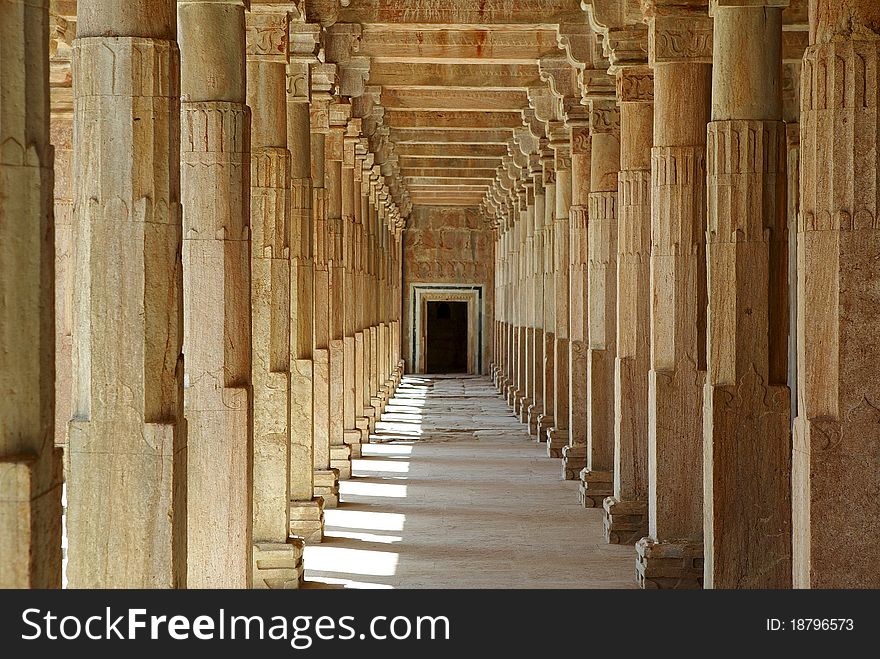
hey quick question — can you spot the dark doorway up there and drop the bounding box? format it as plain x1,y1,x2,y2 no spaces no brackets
426,301,469,373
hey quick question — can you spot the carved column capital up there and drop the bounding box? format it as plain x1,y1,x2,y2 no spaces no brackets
616,65,654,103
648,14,714,65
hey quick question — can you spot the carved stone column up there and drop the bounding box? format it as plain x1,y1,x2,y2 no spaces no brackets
536,152,557,441
180,0,250,588
246,7,303,588
68,0,185,587
342,120,363,458
703,0,791,589
578,101,620,503
562,115,590,480
794,0,880,588
603,66,653,544
526,157,546,434
635,10,712,589
326,103,353,480
1,0,62,588
547,126,572,457
287,23,324,544
310,67,341,507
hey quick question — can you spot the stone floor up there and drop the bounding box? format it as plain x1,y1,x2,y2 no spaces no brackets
304,375,637,589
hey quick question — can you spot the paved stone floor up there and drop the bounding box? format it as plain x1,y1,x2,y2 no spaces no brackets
304,375,636,589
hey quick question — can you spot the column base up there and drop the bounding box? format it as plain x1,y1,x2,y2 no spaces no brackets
330,444,352,480
546,427,568,458
314,469,340,508
363,405,377,433
561,444,586,480
577,469,613,508
526,404,542,436
355,416,371,444
602,497,648,545
506,384,518,407
369,396,383,419
289,497,325,544
535,415,553,443
252,540,304,589
343,429,363,459
636,538,704,589
517,397,531,424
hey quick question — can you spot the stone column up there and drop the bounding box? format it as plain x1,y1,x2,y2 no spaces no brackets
68,0,185,587
703,0,791,589
527,158,546,435
579,102,620,503
179,0,250,588
794,0,880,588
342,120,363,457
536,152,557,441
246,7,303,588
562,115,590,480
635,10,712,590
603,66,654,543
1,0,62,588
359,157,377,431
327,103,353,479
516,184,533,417
547,127,572,456
310,68,340,507
287,27,324,544
352,148,371,443
50,24,74,455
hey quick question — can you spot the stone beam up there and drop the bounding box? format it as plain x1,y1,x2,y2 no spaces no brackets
385,109,524,129
401,167,500,178
369,62,542,89
339,0,585,26
361,27,562,63
396,143,508,158
400,156,504,170
381,88,530,111
406,177,495,186
391,128,514,144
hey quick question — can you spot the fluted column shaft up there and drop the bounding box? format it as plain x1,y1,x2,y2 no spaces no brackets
286,47,323,543
537,156,557,440
636,11,712,590
68,0,185,588
603,66,654,543
547,130,571,456
1,0,61,588
794,0,880,588
246,7,304,588
180,0,250,588
563,118,590,480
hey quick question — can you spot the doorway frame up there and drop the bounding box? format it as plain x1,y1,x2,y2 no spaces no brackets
410,284,483,375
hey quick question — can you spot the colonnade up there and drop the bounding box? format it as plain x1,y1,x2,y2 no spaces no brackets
1,0,405,589
491,0,880,588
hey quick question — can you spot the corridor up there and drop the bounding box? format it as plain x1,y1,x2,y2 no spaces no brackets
304,376,635,589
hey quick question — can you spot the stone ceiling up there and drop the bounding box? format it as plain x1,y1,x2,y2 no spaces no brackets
48,0,811,215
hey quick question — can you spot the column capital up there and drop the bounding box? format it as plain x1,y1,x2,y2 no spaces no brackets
245,8,290,62
616,65,654,103
648,14,714,66
589,100,620,138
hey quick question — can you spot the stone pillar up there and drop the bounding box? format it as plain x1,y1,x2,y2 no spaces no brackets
327,103,352,480
578,102,620,503
536,153,557,441
527,159,546,435
703,0,791,589
547,127,571,456
68,0,185,587
352,147,371,444
246,7,303,588
562,115,590,480
635,10,712,590
1,0,62,588
603,66,653,543
179,0,250,588
794,0,880,588
342,122,363,458
287,28,324,544
51,25,74,455
310,69,340,507
516,184,534,418
359,158,377,431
